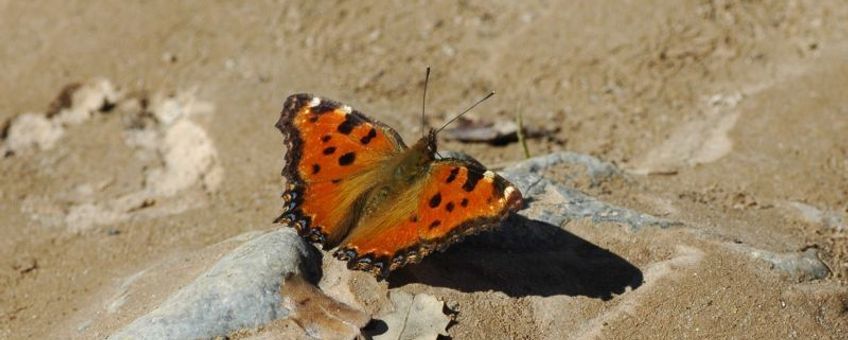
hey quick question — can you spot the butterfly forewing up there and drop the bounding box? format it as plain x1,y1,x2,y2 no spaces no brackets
276,94,405,245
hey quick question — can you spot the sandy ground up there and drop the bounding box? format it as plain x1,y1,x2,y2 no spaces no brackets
1,0,847,339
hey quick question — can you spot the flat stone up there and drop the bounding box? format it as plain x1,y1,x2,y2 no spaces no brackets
740,246,830,282
111,228,319,339
500,152,677,231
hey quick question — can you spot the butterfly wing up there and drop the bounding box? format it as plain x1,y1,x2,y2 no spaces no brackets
333,159,523,278
276,94,406,246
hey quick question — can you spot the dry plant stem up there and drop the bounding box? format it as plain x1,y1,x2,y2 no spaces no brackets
516,106,531,159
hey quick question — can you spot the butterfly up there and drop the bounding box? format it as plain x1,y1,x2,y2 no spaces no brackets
274,91,523,279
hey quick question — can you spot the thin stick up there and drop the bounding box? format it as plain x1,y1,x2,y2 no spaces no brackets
421,67,431,136
516,103,531,159
435,91,495,133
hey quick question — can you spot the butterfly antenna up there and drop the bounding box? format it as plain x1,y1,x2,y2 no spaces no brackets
435,91,495,134
421,66,431,137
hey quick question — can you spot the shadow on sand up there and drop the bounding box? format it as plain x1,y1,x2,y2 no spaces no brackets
389,214,643,300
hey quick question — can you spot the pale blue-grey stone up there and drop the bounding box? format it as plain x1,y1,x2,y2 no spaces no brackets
111,228,318,340
500,152,678,231
739,246,830,282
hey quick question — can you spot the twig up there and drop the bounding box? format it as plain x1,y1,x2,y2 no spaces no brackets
516,103,531,159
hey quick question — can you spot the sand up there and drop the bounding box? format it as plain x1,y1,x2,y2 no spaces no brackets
1,1,846,339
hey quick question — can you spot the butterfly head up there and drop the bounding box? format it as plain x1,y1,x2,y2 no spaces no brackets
409,128,439,160
391,129,439,185
425,128,438,154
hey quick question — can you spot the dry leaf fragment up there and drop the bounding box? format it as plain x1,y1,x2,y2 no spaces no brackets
442,117,557,145
281,274,371,340
373,291,451,340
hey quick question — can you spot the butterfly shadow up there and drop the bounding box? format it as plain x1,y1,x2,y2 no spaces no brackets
388,214,643,300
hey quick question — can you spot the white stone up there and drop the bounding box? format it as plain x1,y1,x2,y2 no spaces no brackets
3,113,64,153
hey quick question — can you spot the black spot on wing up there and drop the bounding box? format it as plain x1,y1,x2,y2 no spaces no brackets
338,152,356,166
460,198,469,207
445,202,455,212
311,164,320,174
337,114,362,134
429,220,441,229
429,193,442,208
446,167,459,183
321,135,332,143
323,146,336,155
462,170,483,192
360,128,377,144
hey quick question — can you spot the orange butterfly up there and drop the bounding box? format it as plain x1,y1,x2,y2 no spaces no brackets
275,89,523,279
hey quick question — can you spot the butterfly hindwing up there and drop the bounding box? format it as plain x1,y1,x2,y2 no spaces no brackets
334,159,523,278
276,94,406,246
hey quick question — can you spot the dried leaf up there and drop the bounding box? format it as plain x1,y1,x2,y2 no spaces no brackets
373,291,450,340
281,274,370,340
442,117,557,145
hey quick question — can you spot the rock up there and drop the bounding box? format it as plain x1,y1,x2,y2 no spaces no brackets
737,245,830,282
1,78,119,156
2,113,64,154
110,228,321,339
51,78,120,125
145,119,220,196
13,82,223,231
503,151,618,186
129,89,221,196
500,152,677,230
145,90,214,126
440,152,672,230
12,255,39,275
528,183,676,230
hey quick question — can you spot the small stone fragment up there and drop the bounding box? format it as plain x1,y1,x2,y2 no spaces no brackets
2,113,64,153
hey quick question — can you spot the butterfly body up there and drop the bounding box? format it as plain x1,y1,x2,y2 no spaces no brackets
276,94,523,279
360,134,435,213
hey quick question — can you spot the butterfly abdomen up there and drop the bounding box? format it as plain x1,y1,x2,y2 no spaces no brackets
358,143,436,223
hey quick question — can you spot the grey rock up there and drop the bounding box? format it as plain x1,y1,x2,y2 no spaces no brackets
742,246,830,282
535,184,676,230
500,152,677,231
503,151,618,187
111,228,319,340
